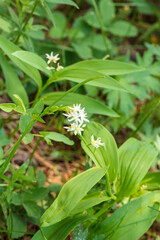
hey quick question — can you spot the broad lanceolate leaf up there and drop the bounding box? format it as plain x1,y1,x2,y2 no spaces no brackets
41,92,119,117
40,167,106,227
46,0,79,9
116,138,158,198
40,131,74,146
95,191,160,240
81,122,118,183
0,35,42,88
0,53,29,107
51,68,127,92
65,59,143,75
12,50,49,75
32,215,93,240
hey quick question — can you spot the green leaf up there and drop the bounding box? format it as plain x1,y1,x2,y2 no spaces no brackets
0,147,3,158
13,94,26,114
23,201,42,218
71,192,111,215
141,172,160,190
81,122,118,183
73,225,88,240
46,0,79,9
84,9,101,29
12,50,49,75
23,133,34,144
108,20,138,37
66,59,143,75
116,138,158,198
41,1,56,26
7,213,27,238
52,68,127,92
19,115,32,133
31,99,44,115
83,34,111,51
41,92,119,118
96,192,160,240
32,215,92,240
22,188,48,202
100,0,115,26
40,167,106,226
0,18,11,33
49,11,67,39
0,103,27,114
0,53,29,107
71,42,93,59
40,131,74,146
0,128,11,147
0,103,17,112
0,35,42,88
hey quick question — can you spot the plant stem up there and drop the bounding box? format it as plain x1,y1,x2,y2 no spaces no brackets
0,121,34,176
14,0,40,44
105,172,113,197
92,0,111,56
94,199,115,218
28,112,59,165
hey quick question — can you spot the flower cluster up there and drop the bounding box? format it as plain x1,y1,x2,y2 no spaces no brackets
45,52,63,71
64,104,89,135
91,135,105,148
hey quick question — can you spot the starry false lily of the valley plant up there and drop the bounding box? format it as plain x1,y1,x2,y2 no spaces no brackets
32,116,160,240
0,35,159,240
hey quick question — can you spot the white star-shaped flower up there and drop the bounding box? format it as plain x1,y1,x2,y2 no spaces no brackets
64,123,85,135
56,63,63,71
45,52,60,64
91,135,105,148
68,104,81,112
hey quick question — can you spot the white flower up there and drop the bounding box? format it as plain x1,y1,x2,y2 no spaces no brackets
64,123,85,135
68,104,82,112
79,107,89,123
66,104,89,124
56,63,63,71
46,66,55,70
91,135,105,148
45,52,60,64
154,135,160,152
52,54,60,63
64,110,80,123
63,104,89,135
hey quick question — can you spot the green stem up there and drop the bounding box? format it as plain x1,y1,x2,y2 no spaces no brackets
28,112,59,165
79,135,103,168
105,172,112,197
92,0,111,56
14,0,40,44
94,199,115,218
0,121,34,176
